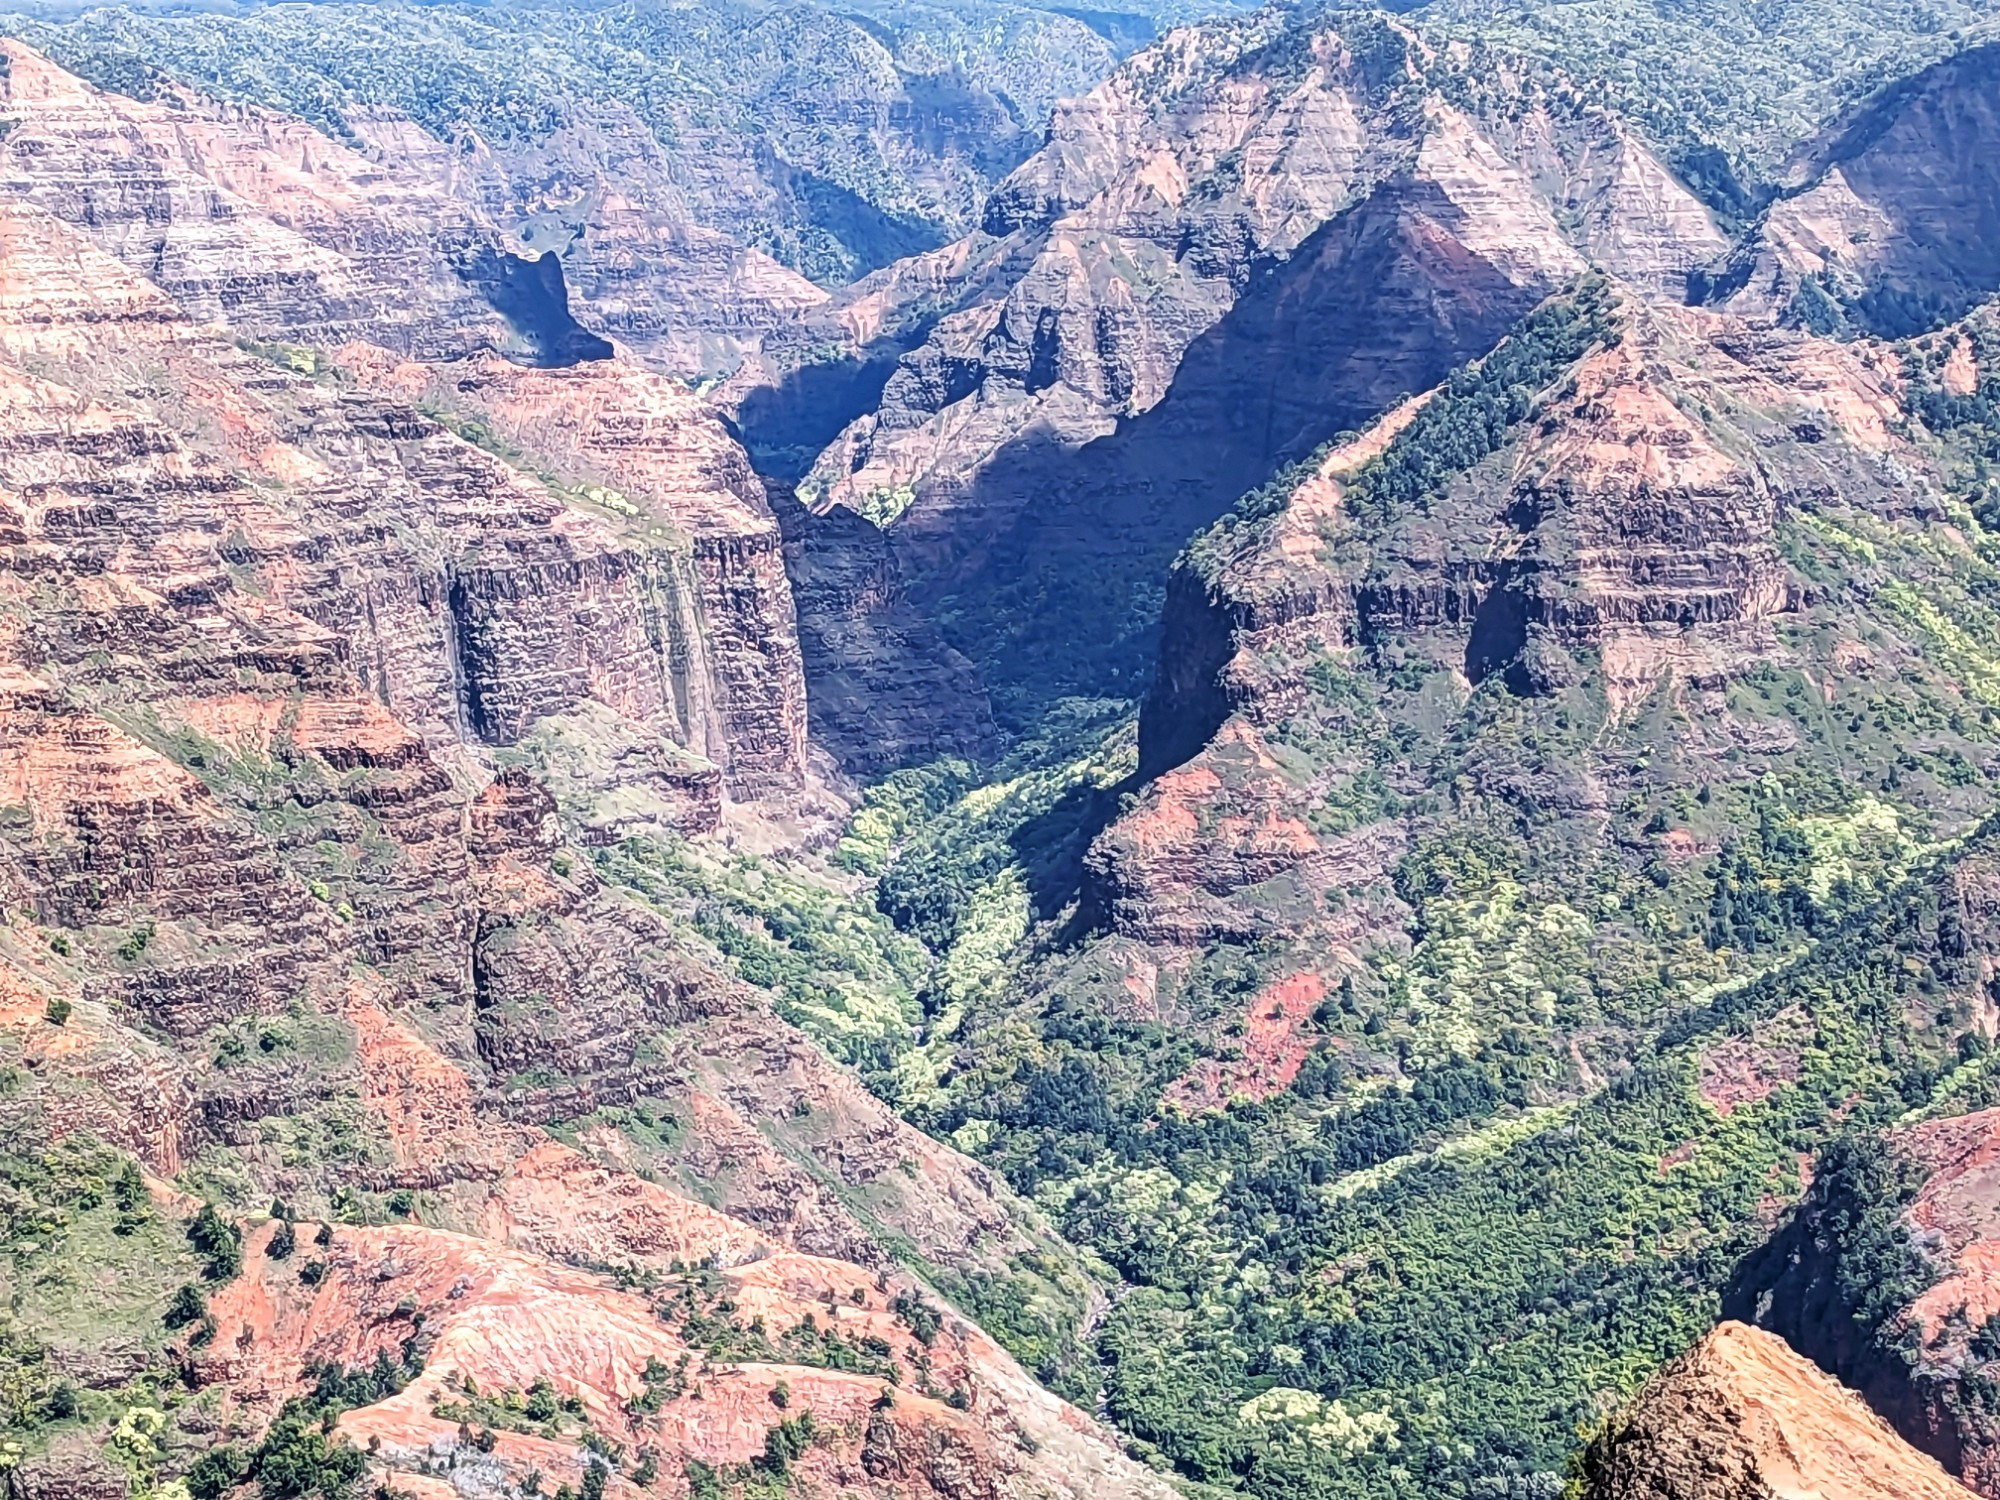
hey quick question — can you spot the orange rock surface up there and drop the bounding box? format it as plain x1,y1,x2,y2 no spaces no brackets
1581,1322,1980,1500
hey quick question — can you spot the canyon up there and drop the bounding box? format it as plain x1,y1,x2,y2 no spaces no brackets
0,29,1139,1500
7,3,2000,1500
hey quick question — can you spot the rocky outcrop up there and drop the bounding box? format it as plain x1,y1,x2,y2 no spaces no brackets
1138,292,1912,779
0,39,515,358
1710,41,2000,334
341,101,832,374
1728,1093,2000,1494
776,496,1000,775
1526,111,1732,304
1087,722,1374,947
338,347,814,799
198,1214,1171,1500
1576,1322,1979,1500
760,13,1729,709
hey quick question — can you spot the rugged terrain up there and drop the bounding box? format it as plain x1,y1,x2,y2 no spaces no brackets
1575,1322,1980,1500
0,32,1152,1500
1713,41,2000,336
5,0,1146,343
11,2,2000,1500
770,13,1759,716
769,8,2000,1497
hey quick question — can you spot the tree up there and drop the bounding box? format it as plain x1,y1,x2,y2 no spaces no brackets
755,1415,817,1478
185,1446,246,1500
251,1409,367,1500
113,1161,146,1213
164,1284,208,1331
188,1205,243,1282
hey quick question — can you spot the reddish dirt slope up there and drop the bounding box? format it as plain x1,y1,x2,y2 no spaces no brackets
1579,1322,1980,1500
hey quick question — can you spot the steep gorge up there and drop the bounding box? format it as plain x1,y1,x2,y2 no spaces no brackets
772,14,1736,717
13,6,2000,1500
0,35,1157,1500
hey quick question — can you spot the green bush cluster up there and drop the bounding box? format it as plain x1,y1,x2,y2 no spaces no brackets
1345,277,1617,524
186,1204,242,1283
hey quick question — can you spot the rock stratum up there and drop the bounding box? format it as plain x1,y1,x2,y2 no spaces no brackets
759,13,1737,714
14,4,2000,1500
8,0,1134,303
0,34,1152,1500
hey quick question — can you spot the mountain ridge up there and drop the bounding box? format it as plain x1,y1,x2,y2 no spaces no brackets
11,5,2000,1499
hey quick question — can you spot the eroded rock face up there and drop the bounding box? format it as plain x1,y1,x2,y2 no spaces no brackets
8,0,1135,369
797,21,1468,562
0,39,513,358
1137,293,1910,773
337,346,811,799
1728,1089,2000,1495
198,1211,1162,1500
1054,283,1942,1106
1575,1322,1979,1500
0,32,837,810
0,134,812,810
1710,41,2000,334
1116,288,1900,866
759,13,1729,710
0,46,1154,1500
341,101,832,374
776,496,1000,775
0,668,334,1037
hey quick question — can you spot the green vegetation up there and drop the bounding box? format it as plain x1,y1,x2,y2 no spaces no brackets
186,1204,243,1283
1750,1130,1934,1335
1343,277,1618,524
161,1284,207,1331
432,1372,592,1444
595,836,927,1084
248,1410,368,1500
0,1106,214,1491
237,339,342,381
650,1269,900,1380
1045,830,1978,1496
186,1354,425,1500
867,700,1133,966
627,1354,692,1415
797,260,2000,1494
832,759,983,878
